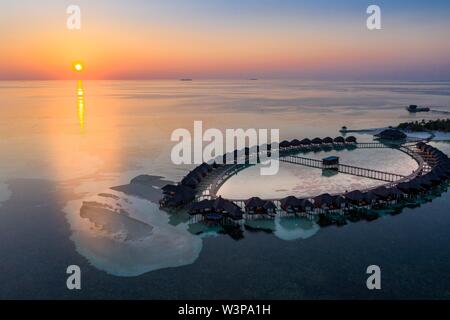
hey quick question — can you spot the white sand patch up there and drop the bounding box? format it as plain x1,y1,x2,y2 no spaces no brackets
274,216,320,241
64,190,202,277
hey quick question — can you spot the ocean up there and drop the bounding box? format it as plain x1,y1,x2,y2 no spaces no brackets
0,80,449,299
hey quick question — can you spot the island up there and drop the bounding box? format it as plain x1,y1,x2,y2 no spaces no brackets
397,119,450,132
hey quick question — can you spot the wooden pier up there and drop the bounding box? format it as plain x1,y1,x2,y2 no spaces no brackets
280,155,405,182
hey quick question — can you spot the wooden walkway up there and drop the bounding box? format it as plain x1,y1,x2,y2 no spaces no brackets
280,155,405,182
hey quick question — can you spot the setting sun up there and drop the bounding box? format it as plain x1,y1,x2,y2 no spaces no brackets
73,62,83,72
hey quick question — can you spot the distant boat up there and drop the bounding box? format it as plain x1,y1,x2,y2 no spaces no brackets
180,78,193,81
407,105,430,113
249,78,258,81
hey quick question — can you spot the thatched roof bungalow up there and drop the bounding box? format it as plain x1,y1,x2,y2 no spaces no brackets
416,142,426,150
214,197,243,218
280,196,303,212
300,138,312,146
314,193,346,209
311,137,323,145
162,184,194,196
387,187,405,199
344,190,366,205
432,167,448,180
181,176,199,188
334,136,345,143
244,197,267,214
345,136,357,143
424,172,441,185
279,140,291,149
161,188,196,207
371,186,404,201
188,199,215,215
162,184,180,195
263,201,277,214
363,191,378,204
322,137,333,144
299,199,314,211
415,176,433,189
190,197,243,220
397,181,421,194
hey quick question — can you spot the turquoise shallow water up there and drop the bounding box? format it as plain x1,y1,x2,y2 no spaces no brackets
0,80,450,298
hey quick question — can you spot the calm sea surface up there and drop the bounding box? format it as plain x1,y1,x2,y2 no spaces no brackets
0,80,450,299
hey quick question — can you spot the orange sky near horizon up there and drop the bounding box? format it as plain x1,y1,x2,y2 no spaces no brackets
1,1,450,80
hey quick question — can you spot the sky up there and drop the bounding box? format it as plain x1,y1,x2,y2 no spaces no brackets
1,0,450,80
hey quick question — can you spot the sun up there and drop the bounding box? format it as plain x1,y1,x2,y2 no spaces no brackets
73,62,84,72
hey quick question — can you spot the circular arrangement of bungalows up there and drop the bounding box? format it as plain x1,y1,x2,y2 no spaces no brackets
278,136,357,150
159,139,450,223
159,136,357,208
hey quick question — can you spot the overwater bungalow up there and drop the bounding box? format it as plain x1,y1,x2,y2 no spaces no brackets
333,195,347,209
300,138,312,146
432,168,448,180
344,190,366,206
311,137,323,145
322,137,333,144
387,187,405,199
314,193,346,210
416,141,426,150
214,197,243,220
279,140,291,149
181,176,199,188
190,197,243,220
424,172,442,185
188,199,215,215
374,186,404,202
163,183,196,196
161,184,181,195
344,136,357,143
299,199,314,212
197,162,213,174
363,191,378,205
244,197,267,214
192,169,205,181
439,165,450,176
313,193,333,208
280,196,303,213
263,201,277,214
397,181,421,195
415,176,433,189
160,187,196,207
290,139,301,147
333,136,345,144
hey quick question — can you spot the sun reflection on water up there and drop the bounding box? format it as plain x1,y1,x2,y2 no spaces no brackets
77,80,85,132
